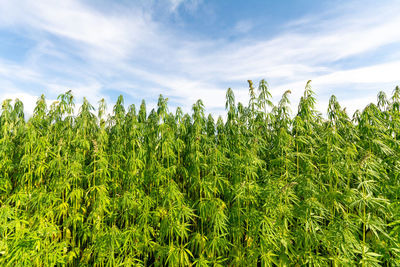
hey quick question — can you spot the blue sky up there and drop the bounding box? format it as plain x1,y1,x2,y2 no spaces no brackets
0,0,400,117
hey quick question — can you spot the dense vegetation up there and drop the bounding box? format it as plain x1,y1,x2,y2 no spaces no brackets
0,80,399,266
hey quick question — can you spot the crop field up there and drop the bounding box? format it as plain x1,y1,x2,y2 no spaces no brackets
0,80,399,266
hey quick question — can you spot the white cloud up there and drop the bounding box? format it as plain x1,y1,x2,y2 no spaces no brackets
314,61,400,85
0,0,399,117
0,0,155,61
0,59,40,82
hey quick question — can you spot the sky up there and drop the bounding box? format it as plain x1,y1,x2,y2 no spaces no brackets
0,0,400,117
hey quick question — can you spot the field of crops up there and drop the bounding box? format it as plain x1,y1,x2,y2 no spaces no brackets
0,80,399,266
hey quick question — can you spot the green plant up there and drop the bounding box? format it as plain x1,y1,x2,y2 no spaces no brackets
0,80,399,266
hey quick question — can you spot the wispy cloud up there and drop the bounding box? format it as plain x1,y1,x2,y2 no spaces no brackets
233,20,254,34
166,0,202,13
0,0,399,118
0,0,154,60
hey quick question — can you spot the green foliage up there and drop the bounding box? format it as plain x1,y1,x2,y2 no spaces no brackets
0,80,399,266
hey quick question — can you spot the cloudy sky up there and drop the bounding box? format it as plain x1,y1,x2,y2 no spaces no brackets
0,0,400,117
